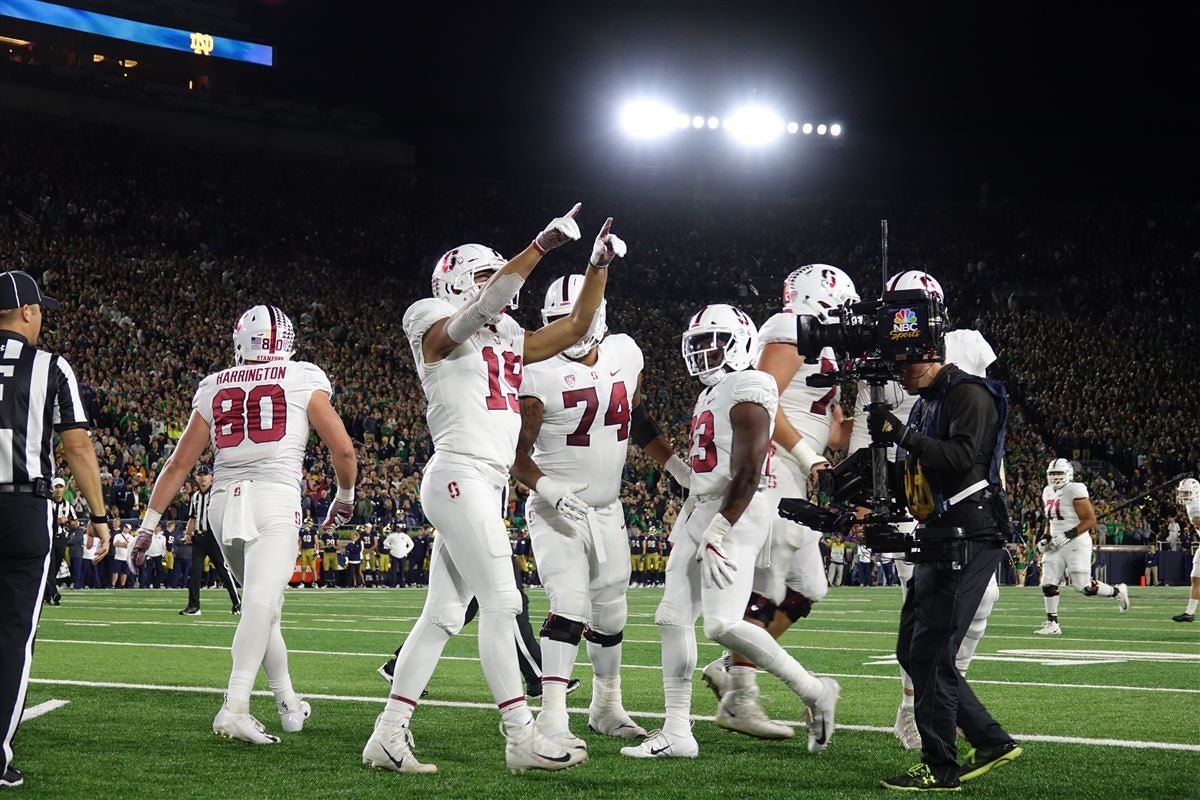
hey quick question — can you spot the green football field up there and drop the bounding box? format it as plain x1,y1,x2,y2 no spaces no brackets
16,583,1200,799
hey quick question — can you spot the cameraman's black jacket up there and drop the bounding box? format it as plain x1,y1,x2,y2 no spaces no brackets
897,364,1009,541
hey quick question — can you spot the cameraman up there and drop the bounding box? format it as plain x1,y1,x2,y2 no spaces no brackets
870,353,1021,791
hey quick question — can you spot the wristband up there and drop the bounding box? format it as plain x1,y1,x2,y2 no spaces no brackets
789,439,829,474
1064,525,1083,539
665,454,691,486
140,508,162,531
336,487,355,503
90,514,109,525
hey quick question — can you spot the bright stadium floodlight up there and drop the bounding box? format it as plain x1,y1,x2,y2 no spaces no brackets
620,100,681,139
802,122,813,135
830,123,842,137
692,115,705,129
816,123,828,135
786,121,799,134
677,113,692,129
728,104,785,146
707,116,719,129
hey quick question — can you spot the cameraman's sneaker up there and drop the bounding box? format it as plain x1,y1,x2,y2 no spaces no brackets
893,702,921,751
619,729,698,759
278,698,311,733
1115,583,1130,613
1034,620,1062,635
362,713,437,774
715,686,794,740
213,706,280,744
504,721,587,773
880,762,960,791
958,741,1023,782
179,606,201,616
700,654,730,701
1172,612,1195,623
804,677,840,753
0,767,23,788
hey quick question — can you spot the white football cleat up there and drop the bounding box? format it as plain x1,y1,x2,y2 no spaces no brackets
1115,583,1130,613
505,721,587,773
587,706,647,739
700,655,729,701
715,686,794,740
804,677,840,754
620,728,699,759
362,713,437,774
213,707,280,745
1034,620,1062,635
893,702,920,751
278,698,311,733
535,719,588,753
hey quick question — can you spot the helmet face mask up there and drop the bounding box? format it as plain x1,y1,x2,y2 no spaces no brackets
1046,458,1074,490
233,305,295,366
542,275,607,360
1177,478,1200,505
681,305,758,387
431,244,515,316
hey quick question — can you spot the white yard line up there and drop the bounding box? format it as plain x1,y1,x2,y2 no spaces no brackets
20,699,69,721
25,678,1200,753
36,638,1200,695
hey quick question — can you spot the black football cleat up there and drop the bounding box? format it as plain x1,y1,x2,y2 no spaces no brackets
1172,612,1195,623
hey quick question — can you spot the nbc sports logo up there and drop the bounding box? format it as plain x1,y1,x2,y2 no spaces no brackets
893,308,918,326
890,308,921,340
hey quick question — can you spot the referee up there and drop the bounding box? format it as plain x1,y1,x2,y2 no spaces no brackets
178,464,240,616
0,270,109,790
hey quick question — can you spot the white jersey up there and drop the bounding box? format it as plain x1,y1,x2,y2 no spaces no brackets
521,334,643,507
193,360,331,492
1043,481,1090,540
687,370,778,499
1185,498,1200,526
848,328,997,456
403,298,526,474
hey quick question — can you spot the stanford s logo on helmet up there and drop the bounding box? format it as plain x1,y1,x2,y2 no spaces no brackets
782,264,859,322
233,305,295,366
431,244,514,313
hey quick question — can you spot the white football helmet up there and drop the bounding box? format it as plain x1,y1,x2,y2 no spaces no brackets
1177,478,1200,506
430,244,515,312
682,304,759,386
782,264,859,322
1046,458,1074,490
887,270,945,305
542,274,607,360
233,305,295,366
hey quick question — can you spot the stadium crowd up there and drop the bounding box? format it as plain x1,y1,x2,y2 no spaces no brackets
2,117,1197,592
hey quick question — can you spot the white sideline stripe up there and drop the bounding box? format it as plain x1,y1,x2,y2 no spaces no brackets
21,699,68,721
37,638,1200,695
25,678,1200,753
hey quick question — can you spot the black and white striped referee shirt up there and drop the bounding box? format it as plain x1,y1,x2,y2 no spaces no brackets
0,331,89,484
189,489,211,534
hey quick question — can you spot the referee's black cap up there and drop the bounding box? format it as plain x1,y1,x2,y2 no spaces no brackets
0,270,59,310
196,464,212,475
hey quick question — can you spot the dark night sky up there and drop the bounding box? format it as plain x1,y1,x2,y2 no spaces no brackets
247,1,1197,199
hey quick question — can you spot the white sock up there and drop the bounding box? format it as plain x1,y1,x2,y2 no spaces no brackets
262,621,299,710
591,675,622,710
501,701,534,736
769,654,824,703
900,666,914,695
380,696,415,728
538,679,569,733
1045,594,1061,616
727,664,757,692
477,610,526,707
663,677,693,738
901,691,914,710
586,638,622,680
226,670,255,714
391,617,451,702
1187,599,1198,615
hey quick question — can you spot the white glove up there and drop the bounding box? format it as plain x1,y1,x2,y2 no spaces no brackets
697,514,737,589
1050,532,1069,551
1035,537,1049,554
665,454,691,490
535,476,590,532
532,202,582,255
589,217,626,268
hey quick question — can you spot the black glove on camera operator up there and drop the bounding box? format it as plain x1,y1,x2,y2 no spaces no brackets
882,360,1020,789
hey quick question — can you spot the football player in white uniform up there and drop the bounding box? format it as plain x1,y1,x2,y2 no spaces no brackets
363,205,624,776
513,275,689,748
699,264,857,740
131,305,357,744
620,304,840,760
1035,458,1129,634
1172,478,1200,622
841,270,1001,751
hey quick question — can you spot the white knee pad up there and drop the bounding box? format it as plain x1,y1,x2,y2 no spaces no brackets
701,614,737,644
479,585,522,618
1069,570,1094,594
429,600,470,636
590,594,627,636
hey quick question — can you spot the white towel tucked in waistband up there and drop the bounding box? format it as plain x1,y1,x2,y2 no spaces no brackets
221,480,259,546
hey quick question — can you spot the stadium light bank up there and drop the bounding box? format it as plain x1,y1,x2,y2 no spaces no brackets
618,99,841,145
